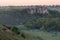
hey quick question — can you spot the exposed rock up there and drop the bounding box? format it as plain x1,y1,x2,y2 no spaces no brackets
27,6,49,14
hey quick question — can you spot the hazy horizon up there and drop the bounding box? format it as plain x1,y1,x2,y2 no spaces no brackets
0,0,60,6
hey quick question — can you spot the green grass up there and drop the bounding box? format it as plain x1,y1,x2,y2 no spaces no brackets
22,30,60,40
0,24,43,40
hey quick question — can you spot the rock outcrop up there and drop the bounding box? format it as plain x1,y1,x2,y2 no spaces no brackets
27,6,49,14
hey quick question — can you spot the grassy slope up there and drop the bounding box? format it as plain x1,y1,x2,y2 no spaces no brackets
0,25,43,40
0,25,22,40
15,24,60,40
22,30,60,40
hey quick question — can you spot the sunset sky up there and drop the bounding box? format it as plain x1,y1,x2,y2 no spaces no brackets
0,0,60,6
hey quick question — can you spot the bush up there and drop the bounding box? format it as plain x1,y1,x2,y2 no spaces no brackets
12,26,20,34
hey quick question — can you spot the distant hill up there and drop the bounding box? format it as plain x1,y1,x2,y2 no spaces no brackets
0,8,60,25
47,6,60,12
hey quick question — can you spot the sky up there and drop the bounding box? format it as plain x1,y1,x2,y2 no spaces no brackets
0,0,60,6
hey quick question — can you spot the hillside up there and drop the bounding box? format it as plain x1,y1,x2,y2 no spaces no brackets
47,6,60,12
0,7,60,40
0,24,43,40
0,8,60,25
24,18,60,32
0,24,60,40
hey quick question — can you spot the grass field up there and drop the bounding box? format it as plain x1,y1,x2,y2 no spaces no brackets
21,30,60,40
